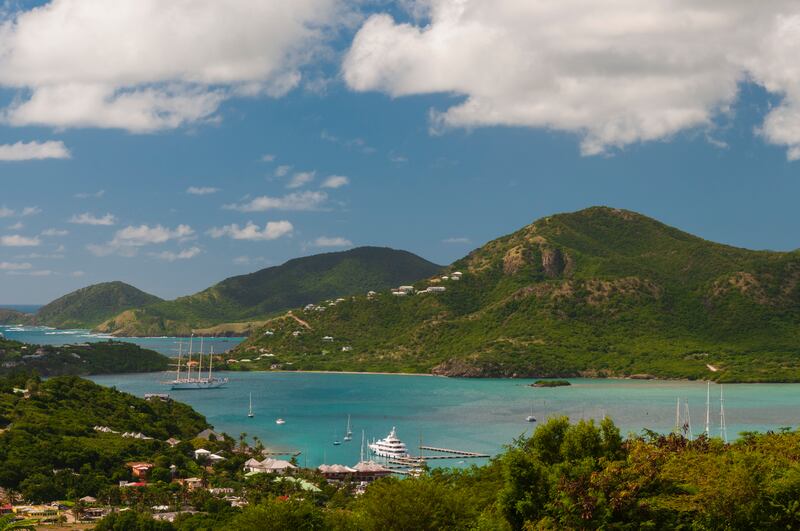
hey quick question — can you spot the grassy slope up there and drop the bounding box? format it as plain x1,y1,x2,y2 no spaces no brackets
95,247,442,336
35,281,163,328
234,207,800,382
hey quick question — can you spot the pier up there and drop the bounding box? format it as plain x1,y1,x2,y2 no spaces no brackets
418,445,489,457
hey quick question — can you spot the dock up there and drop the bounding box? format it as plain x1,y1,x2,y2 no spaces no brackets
418,446,489,457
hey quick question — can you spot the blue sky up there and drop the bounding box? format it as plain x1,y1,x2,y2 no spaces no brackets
1,1,800,303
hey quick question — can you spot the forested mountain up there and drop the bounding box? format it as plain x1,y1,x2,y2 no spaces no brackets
234,207,800,382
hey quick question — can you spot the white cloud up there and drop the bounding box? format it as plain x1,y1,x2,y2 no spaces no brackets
274,165,292,178
7,269,53,276
287,171,315,189
0,234,40,246
88,223,194,256
0,140,70,161
310,236,352,247
69,212,116,226
21,206,41,216
320,130,375,153
261,154,276,162
74,190,105,199
443,236,470,244
0,207,13,218
187,186,220,195
343,0,800,158
151,246,202,262
321,175,349,189
0,0,344,132
8,222,22,230
41,228,68,237
15,251,64,260
209,221,293,241
71,270,85,277
0,261,31,271
224,191,327,212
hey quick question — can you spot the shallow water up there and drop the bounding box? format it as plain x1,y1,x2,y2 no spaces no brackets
88,372,800,468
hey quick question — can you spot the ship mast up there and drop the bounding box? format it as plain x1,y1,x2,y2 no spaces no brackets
720,384,728,443
675,397,680,434
683,399,693,440
175,340,182,381
704,381,710,436
198,337,204,380
186,334,194,380
209,346,214,379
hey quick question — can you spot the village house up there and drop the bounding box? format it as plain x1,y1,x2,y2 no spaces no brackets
244,457,297,475
127,462,154,479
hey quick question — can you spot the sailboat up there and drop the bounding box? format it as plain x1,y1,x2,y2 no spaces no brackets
526,403,536,422
333,431,341,446
163,335,229,390
275,417,286,425
343,415,353,442
248,392,254,418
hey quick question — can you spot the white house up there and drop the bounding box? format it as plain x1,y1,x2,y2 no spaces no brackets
244,457,297,475
194,448,212,460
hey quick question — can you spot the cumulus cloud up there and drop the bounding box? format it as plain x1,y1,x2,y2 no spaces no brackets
0,0,343,132
21,206,41,216
88,223,194,256
151,246,202,261
224,191,327,212
187,186,220,195
321,175,349,189
0,234,40,246
287,171,315,189
41,228,69,237
310,236,352,247
74,190,105,199
0,261,31,270
0,207,13,218
8,222,22,230
274,165,292,178
442,236,471,244
0,140,70,161
208,220,293,241
69,212,116,226
343,0,800,158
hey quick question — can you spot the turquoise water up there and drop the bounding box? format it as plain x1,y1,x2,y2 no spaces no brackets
0,325,244,355
88,372,800,468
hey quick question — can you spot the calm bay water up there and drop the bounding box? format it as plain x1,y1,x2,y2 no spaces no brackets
0,325,244,355
89,372,800,468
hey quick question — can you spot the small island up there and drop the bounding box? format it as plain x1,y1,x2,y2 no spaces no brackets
531,379,571,388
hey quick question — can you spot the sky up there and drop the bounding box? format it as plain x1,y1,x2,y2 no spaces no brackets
1,0,800,303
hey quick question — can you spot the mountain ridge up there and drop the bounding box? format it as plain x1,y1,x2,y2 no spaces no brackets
231,206,800,382
94,246,443,336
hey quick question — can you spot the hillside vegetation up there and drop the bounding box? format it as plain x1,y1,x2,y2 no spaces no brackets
33,281,162,328
95,247,441,336
234,207,800,382
0,374,209,501
0,336,170,376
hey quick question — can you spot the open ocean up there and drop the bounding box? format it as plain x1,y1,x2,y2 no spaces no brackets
89,372,800,469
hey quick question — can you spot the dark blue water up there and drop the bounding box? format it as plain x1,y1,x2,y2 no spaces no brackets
0,304,41,314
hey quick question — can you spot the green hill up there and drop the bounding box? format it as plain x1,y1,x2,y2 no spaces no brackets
34,281,163,328
0,308,30,325
0,336,170,376
95,246,442,336
233,207,800,382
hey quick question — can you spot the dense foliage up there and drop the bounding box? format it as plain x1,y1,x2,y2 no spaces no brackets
0,375,209,501
236,207,800,382
94,247,442,336
0,337,169,376
92,416,800,530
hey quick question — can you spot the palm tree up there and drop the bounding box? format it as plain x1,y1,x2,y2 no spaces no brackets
0,514,37,531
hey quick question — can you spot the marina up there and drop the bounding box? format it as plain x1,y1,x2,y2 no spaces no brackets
88,371,800,469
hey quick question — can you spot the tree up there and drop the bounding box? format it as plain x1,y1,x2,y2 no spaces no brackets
0,514,36,531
